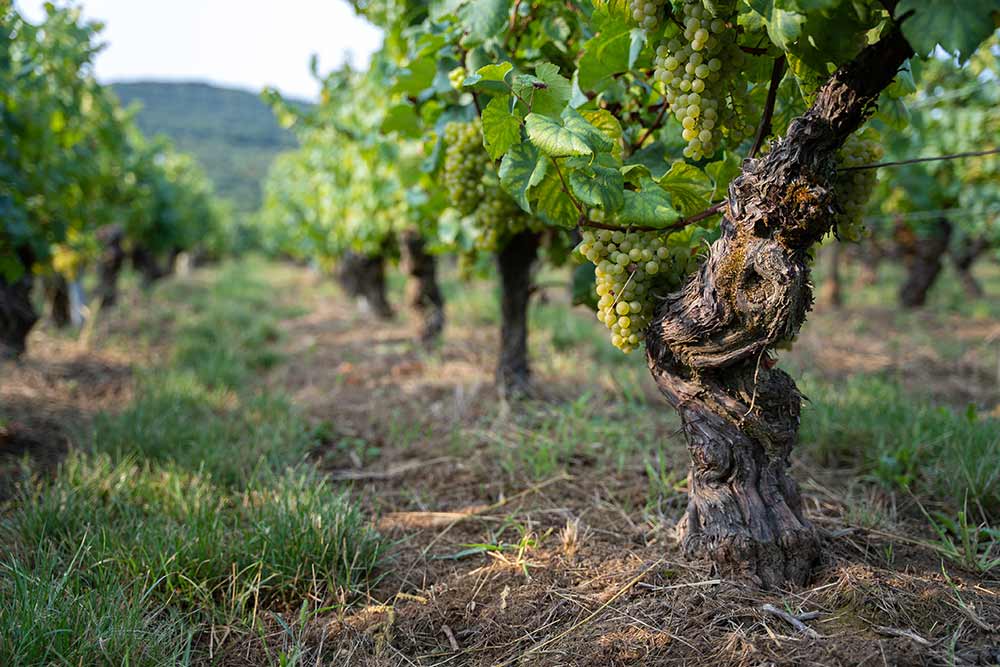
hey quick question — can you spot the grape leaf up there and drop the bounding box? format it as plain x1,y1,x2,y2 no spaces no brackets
499,141,547,211
380,103,422,138
391,56,437,95
568,160,625,212
531,63,573,117
534,168,581,228
457,0,510,45
581,109,625,160
481,95,522,160
562,108,614,153
895,0,998,62
747,0,805,51
619,179,681,226
525,113,594,158
577,18,632,91
657,162,712,214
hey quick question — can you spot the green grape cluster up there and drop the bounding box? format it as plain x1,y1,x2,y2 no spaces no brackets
833,133,883,241
442,121,490,216
448,66,467,91
653,1,748,160
577,223,699,353
629,0,668,29
471,185,533,251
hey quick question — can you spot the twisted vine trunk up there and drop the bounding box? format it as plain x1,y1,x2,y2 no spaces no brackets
0,247,39,359
952,235,988,299
401,231,445,346
496,231,540,397
646,28,912,587
897,217,952,308
96,224,126,309
337,252,394,320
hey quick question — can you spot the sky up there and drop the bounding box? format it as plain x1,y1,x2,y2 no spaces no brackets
15,0,384,100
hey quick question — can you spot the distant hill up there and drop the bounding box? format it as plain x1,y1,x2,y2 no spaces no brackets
112,81,308,214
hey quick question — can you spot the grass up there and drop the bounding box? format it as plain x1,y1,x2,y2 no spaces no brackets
0,260,384,666
800,373,1000,516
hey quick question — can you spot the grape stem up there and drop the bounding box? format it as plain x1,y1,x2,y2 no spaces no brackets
630,99,670,155
748,56,786,160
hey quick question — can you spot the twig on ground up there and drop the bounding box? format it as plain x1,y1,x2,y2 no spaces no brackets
328,456,454,481
760,604,822,639
441,624,460,651
875,626,932,646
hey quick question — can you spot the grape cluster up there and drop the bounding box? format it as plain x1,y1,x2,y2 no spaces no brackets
652,1,749,160
833,133,883,241
442,121,490,216
471,185,532,251
629,0,668,29
577,222,699,353
448,67,467,91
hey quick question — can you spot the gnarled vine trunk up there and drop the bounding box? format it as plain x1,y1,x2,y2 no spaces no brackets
952,235,988,299
496,230,540,397
401,231,445,346
96,224,126,309
337,252,394,320
646,28,912,587
0,247,39,359
897,217,952,308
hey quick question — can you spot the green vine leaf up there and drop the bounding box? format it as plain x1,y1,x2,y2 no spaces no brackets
524,113,594,158
481,95,522,160
895,0,998,62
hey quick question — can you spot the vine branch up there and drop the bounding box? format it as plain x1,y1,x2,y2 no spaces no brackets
576,201,727,234
748,56,786,159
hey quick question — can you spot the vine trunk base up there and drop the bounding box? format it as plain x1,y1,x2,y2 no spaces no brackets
496,231,539,397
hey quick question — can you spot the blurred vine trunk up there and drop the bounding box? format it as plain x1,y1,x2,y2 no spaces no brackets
44,275,72,329
0,247,39,359
337,251,394,320
401,230,444,346
896,217,952,308
130,245,169,287
853,236,886,288
646,28,912,587
952,235,988,298
96,225,126,309
496,230,540,397
819,243,843,308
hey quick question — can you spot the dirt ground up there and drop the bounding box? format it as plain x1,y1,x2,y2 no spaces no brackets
3,264,999,666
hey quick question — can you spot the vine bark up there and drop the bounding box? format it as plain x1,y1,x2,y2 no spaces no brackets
497,230,540,396
646,27,913,587
897,217,952,308
401,231,445,346
0,247,39,359
337,251,394,320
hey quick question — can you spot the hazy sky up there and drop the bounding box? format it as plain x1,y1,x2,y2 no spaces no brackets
15,1,384,100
